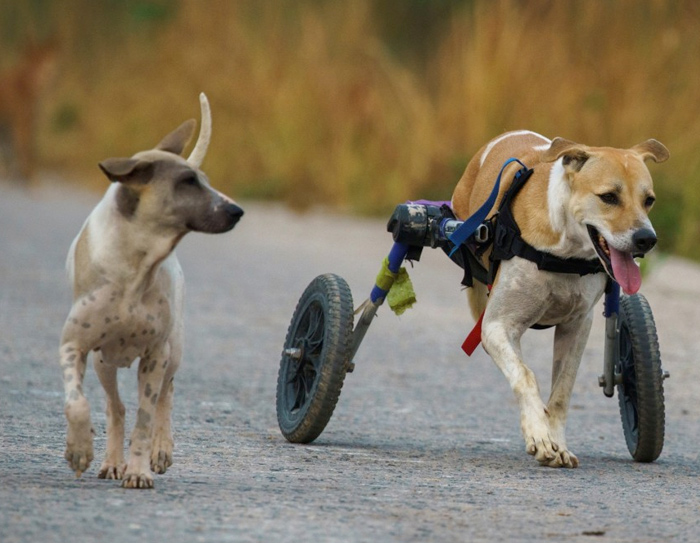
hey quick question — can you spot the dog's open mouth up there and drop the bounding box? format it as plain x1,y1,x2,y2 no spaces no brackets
587,225,642,295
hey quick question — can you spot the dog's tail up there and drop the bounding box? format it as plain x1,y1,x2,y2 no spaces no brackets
466,282,488,322
187,92,211,168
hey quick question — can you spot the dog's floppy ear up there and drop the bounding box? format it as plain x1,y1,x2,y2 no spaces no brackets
631,139,670,164
540,137,590,173
155,119,196,156
98,158,154,184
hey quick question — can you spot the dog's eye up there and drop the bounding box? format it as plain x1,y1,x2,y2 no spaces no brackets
644,196,656,208
179,175,199,187
598,192,619,206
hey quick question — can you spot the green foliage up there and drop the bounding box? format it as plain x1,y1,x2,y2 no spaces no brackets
2,0,699,261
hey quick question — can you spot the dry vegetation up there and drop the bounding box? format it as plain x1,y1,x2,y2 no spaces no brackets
3,0,699,258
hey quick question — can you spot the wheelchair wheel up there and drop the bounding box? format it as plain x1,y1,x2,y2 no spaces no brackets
276,274,354,443
616,293,665,462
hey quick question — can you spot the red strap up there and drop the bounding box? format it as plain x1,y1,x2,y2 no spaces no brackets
462,285,491,357
462,310,484,356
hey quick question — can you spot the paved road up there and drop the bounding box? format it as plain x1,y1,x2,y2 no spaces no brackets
1,179,699,542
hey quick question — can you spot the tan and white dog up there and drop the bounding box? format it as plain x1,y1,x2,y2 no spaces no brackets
59,93,243,488
452,130,668,467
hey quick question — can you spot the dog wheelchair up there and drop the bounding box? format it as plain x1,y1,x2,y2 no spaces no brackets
275,164,668,463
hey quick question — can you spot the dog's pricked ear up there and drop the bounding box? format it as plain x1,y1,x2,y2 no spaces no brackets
631,139,670,164
155,119,197,156
541,137,590,172
99,158,154,184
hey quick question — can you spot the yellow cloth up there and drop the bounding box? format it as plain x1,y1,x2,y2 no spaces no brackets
387,267,416,316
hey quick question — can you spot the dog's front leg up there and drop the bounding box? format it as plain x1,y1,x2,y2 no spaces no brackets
93,354,126,479
481,281,560,466
59,340,94,477
150,337,181,475
482,319,558,464
122,347,169,489
544,312,595,468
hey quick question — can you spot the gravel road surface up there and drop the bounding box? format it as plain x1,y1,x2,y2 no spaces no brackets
1,179,699,542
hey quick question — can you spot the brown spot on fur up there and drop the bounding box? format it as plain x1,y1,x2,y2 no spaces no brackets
151,393,158,406
147,314,155,321
67,354,77,362
105,317,111,324
68,389,80,401
136,408,151,428
148,359,157,373
82,322,91,329
115,184,141,218
145,384,152,397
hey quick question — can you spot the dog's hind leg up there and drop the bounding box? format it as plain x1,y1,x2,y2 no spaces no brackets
122,347,169,489
93,354,126,479
543,312,594,468
467,281,489,321
59,341,94,477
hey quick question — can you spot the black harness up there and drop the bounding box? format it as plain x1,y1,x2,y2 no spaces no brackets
446,165,604,288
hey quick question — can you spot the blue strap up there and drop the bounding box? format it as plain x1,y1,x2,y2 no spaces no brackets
448,157,527,257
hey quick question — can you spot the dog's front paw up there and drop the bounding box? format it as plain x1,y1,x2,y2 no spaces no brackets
539,448,579,469
122,470,155,489
98,462,126,480
64,424,94,477
64,399,94,477
151,448,172,475
525,434,560,464
525,436,580,468
65,445,94,477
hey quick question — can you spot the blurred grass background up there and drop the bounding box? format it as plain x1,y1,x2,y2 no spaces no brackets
1,0,699,259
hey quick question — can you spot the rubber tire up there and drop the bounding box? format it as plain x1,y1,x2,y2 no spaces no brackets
276,274,354,443
616,293,665,462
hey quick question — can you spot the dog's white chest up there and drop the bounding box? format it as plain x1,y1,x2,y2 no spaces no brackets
494,258,607,327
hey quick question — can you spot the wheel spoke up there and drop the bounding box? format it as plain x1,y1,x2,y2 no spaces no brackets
303,304,325,351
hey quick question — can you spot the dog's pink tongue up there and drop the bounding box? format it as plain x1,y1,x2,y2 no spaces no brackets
610,246,642,294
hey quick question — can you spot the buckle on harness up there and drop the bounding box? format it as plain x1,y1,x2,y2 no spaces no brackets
474,223,490,244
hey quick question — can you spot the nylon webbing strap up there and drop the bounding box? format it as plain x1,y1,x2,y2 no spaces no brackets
448,157,527,257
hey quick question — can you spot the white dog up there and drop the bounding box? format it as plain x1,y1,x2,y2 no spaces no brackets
59,94,243,488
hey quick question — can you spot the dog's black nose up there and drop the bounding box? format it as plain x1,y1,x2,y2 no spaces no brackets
226,203,244,226
632,227,657,253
